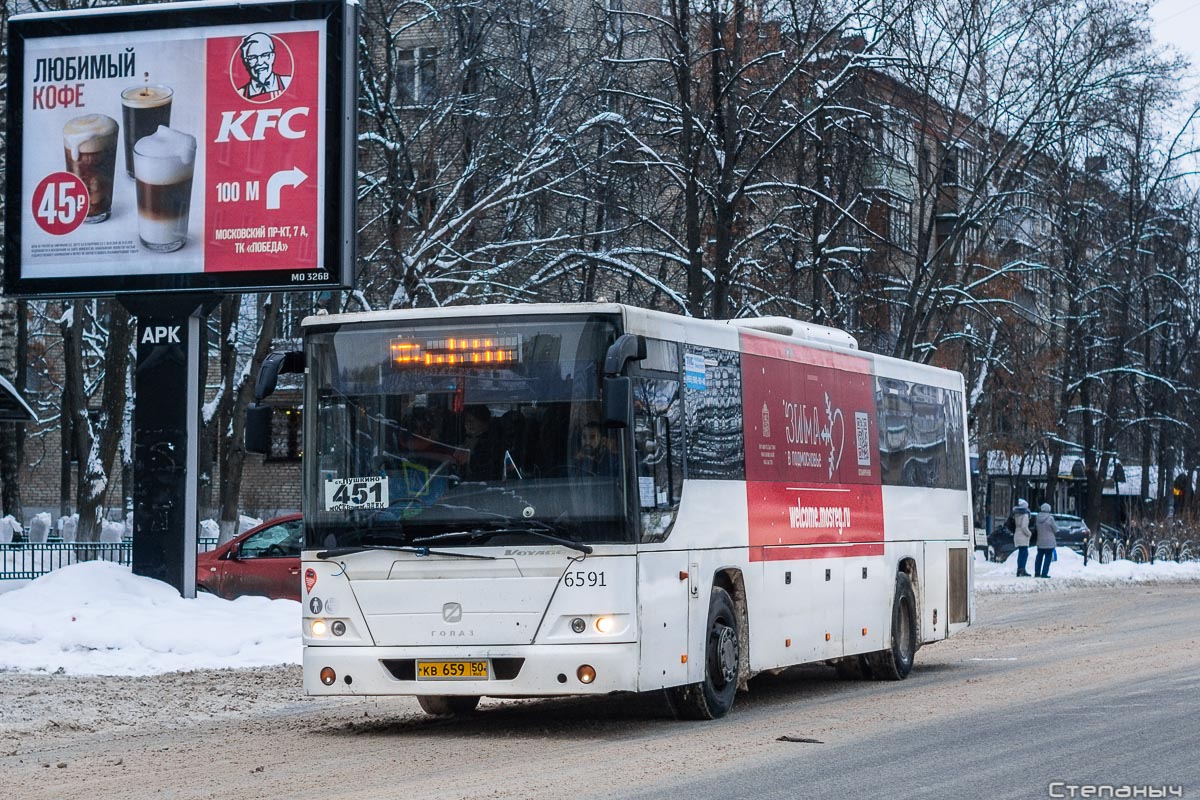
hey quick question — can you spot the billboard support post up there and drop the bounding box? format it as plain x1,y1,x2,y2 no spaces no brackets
122,295,218,597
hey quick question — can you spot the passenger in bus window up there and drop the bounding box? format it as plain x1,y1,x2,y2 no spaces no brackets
413,408,444,443
575,422,618,476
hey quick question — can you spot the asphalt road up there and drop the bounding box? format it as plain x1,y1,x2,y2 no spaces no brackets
4,583,1198,800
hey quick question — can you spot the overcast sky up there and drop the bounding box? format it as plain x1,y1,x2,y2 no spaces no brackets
1148,0,1200,149
1152,0,1200,71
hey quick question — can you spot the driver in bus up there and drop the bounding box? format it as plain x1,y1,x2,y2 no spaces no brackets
575,422,618,476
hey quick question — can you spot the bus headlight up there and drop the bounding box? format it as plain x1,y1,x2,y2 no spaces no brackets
570,617,586,634
577,665,596,684
594,616,616,634
331,620,346,637
311,619,328,637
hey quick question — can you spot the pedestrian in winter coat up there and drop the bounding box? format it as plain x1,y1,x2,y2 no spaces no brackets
1010,499,1033,576
1035,502,1057,578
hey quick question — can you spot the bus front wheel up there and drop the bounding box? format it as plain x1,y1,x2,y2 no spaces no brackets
868,573,917,681
417,695,481,717
667,586,740,720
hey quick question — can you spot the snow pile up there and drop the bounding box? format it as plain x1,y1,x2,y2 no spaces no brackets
0,515,20,544
100,519,125,543
59,513,79,541
27,512,51,543
975,547,1200,594
0,561,300,676
239,515,264,534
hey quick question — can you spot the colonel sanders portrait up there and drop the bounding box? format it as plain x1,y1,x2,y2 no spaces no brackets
238,32,291,101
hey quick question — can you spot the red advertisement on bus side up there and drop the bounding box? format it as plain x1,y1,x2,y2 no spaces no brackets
740,333,884,560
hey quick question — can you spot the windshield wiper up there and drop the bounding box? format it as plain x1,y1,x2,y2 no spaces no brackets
315,544,496,560
409,527,594,555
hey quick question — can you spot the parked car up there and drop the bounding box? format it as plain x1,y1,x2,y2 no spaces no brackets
196,514,302,600
986,512,1091,562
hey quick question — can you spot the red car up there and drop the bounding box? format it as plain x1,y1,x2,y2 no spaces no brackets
196,514,303,601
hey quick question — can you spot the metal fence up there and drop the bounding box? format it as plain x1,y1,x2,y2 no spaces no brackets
1,537,223,581
0,541,133,580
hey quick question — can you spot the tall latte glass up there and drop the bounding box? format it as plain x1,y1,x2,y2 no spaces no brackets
133,126,197,252
121,84,173,179
63,114,119,223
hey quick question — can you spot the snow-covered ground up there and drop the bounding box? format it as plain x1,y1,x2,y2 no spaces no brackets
1,550,1198,678
975,546,1200,593
0,561,299,676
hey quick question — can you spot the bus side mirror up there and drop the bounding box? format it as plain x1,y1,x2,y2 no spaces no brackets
603,334,646,377
603,376,632,429
255,350,304,402
245,403,273,455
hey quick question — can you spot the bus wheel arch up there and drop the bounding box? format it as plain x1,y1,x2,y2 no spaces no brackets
667,572,745,720
867,572,918,681
897,556,921,641
711,568,750,692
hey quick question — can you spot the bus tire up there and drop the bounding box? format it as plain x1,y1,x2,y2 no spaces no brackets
667,586,740,720
868,573,917,681
417,695,480,717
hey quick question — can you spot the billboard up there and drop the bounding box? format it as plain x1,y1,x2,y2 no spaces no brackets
4,0,356,297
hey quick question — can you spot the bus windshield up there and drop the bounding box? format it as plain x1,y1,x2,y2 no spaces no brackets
304,314,629,550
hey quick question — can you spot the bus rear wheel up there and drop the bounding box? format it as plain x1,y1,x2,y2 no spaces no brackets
417,695,481,717
667,586,740,720
867,573,917,681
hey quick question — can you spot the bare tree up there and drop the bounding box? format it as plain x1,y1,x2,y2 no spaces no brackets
59,300,133,543
202,294,282,543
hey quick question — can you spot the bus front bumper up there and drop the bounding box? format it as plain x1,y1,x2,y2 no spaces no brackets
303,643,640,696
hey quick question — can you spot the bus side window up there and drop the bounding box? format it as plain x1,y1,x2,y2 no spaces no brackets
683,346,744,479
634,377,683,542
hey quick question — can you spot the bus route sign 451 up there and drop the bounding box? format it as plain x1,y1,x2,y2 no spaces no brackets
323,477,389,510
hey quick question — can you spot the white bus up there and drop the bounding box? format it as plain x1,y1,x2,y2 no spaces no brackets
251,303,973,719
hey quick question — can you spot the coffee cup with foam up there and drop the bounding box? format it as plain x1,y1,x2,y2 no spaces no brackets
132,125,196,252
63,114,120,223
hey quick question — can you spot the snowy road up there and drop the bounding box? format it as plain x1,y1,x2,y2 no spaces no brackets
3,583,1198,800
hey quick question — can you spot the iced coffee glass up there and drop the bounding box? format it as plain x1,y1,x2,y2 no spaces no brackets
133,125,196,252
63,114,119,223
121,84,173,179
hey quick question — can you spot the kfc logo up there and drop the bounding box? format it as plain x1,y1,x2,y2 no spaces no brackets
229,32,295,103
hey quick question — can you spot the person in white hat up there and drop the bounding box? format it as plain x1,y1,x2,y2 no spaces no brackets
1008,498,1033,576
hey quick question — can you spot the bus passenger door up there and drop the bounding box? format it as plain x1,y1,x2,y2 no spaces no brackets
633,371,690,690
637,551,690,690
